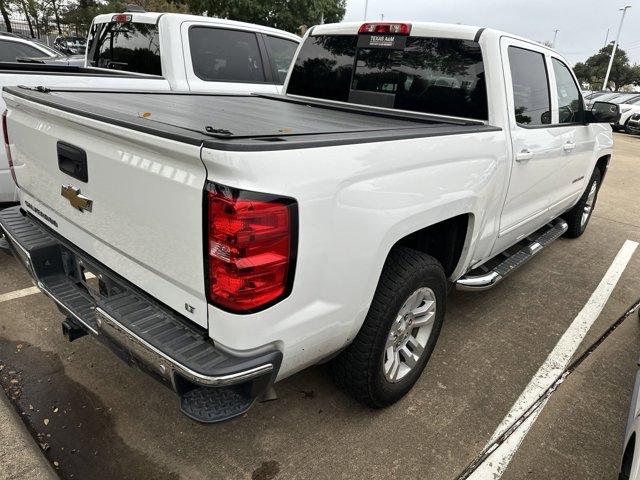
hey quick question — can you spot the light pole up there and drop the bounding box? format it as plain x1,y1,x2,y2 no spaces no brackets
552,29,559,48
603,5,632,91
364,0,369,20
603,27,610,48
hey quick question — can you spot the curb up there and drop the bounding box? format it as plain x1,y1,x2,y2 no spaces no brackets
0,391,58,480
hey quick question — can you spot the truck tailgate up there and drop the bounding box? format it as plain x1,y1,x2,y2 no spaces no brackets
4,92,209,328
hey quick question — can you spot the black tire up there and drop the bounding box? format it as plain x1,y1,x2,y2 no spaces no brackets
330,247,446,408
624,118,633,134
561,168,601,238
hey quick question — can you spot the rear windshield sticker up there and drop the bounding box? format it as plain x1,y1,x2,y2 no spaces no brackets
357,34,407,49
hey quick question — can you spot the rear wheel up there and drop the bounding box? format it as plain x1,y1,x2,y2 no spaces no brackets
331,247,446,408
562,168,601,238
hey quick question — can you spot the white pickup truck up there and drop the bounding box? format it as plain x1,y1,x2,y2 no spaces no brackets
0,11,300,203
0,21,620,423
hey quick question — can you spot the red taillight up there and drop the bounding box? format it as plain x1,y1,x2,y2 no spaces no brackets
358,23,412,35
2,110,18,187
206,182,297,313
111,14,132,23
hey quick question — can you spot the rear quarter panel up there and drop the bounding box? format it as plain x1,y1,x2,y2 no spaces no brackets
202,130,509,379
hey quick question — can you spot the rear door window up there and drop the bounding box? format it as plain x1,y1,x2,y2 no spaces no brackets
508,46,551,126
87,21,161,75
189,27,265,83
265,35,298,84
288,34,487,120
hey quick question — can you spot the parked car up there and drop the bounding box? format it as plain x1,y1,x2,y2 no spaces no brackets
584,91,608,107
0,32,85,67
0,11,300,203
627,113,640,134
0,21,619,423
586,92,637,108
611,95,640,133
0,32,67,62
86,12,300,91
53,35,87,55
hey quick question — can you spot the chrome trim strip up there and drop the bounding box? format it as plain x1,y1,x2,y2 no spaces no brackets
95,307,273,387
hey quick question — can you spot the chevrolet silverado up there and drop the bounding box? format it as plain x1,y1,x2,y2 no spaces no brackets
0,21,620,423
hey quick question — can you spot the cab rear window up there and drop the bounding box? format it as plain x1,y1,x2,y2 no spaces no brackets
87,21,161,76
287,34,488,120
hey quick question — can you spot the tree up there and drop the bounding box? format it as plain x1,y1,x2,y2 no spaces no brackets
574,44,639,91
183,0,346,33
0,0,12,32
18,0,35,37
50,0,62,34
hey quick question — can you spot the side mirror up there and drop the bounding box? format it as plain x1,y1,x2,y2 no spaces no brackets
588,101,621,124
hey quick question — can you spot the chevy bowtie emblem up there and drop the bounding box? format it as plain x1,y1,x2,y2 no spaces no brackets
61,185,93,212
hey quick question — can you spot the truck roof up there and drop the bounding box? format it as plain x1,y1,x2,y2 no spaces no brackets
4,87,499,152
312,21,558,54
313,21,482,41
91,12,301,42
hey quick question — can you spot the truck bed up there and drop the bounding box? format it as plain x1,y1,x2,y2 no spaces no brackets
4,86,501,151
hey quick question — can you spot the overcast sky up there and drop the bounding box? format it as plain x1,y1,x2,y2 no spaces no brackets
343,0,640,66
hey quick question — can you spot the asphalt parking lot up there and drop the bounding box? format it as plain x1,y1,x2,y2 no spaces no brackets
1,133,639,480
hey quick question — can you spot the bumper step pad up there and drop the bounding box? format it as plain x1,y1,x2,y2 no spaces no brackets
0,206,281,423
180,386,255,423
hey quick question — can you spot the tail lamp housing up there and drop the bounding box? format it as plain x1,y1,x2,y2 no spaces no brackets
2,110,18,187
205,182,298,313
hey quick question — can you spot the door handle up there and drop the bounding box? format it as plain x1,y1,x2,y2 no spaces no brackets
562,141,576,152
515,149,534,162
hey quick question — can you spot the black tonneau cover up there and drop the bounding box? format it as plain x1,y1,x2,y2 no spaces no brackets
3,87,501,151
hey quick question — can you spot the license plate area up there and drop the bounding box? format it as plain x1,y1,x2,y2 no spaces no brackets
59,246,125,305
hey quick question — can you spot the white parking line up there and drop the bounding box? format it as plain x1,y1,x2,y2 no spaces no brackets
0,285,41,303
468,239,639,479
0,273,95,304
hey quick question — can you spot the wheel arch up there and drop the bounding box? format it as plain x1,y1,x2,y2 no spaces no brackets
391,213,473,278
595,154,611,183
621,432,635,478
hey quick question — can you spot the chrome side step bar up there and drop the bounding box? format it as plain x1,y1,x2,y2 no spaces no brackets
456,219,568,291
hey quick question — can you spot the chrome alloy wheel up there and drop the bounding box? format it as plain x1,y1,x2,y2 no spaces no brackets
581,181,598,228
383,287,437,383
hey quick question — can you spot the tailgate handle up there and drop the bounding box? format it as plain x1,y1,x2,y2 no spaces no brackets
57,142,88,183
